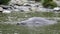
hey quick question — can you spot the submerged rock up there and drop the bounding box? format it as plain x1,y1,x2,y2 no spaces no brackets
19,17,57,26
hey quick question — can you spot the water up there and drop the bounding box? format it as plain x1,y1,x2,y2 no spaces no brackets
0,9,59,34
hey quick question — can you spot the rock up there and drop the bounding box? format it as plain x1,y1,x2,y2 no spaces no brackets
0,5,13,11
31,7,37,11
19,17,57,26
23,2,40,7
12,9,20,11
53,0,60,6
9,0,28,5
2,10,11,13
0,7,3,12
0,7,3,13
36,7,53,12
53,7,60,11
14,6,31,11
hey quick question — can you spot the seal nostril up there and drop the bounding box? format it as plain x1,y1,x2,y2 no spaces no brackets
17,23,20,25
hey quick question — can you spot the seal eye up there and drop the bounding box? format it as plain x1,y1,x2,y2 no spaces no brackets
20,23,26,25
